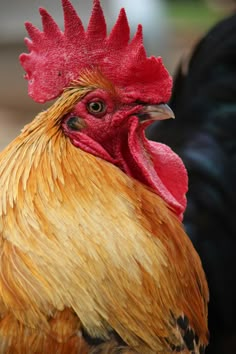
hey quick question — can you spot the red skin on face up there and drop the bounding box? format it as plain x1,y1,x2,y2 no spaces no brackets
62,89,187,220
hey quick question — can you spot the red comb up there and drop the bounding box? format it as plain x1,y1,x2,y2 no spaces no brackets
20,0,172,103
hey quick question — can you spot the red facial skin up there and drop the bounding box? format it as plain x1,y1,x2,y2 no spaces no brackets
62,89,188,220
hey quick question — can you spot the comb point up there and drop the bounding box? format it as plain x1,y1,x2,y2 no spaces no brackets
62,0,85,38
39,7,61,37
136,44,147,62
25,22,42,42
108,8,130,48
24,37,33,51
87,0,106,40
133,25,143,44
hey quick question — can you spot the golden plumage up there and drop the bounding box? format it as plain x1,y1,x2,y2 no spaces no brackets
0,85,208,353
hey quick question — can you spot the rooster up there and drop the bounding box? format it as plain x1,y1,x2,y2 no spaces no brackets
0,0,209,353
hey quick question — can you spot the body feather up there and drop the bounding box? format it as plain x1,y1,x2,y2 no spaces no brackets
0,102,208,352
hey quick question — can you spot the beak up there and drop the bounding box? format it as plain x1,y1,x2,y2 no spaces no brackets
138,103,175,122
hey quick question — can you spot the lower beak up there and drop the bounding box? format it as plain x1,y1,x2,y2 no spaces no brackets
139,103,175,122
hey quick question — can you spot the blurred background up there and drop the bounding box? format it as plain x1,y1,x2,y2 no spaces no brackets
0,0,235,150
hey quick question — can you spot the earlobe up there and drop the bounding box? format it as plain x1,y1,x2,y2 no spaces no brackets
66,116,87,131
62,115,87,135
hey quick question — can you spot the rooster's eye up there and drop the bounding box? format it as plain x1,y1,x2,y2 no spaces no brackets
87,100,106,116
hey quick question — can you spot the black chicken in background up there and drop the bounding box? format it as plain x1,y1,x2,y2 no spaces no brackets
148,13,236,354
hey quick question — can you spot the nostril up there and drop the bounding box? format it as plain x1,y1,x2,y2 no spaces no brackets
137,112,150,122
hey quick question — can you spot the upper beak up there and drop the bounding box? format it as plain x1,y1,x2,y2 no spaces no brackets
138,103,175,122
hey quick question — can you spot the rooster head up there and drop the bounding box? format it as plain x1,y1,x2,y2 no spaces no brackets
20,0,188,220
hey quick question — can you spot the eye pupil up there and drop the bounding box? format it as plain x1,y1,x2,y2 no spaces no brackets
90,102,101,111
87,100,106,115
